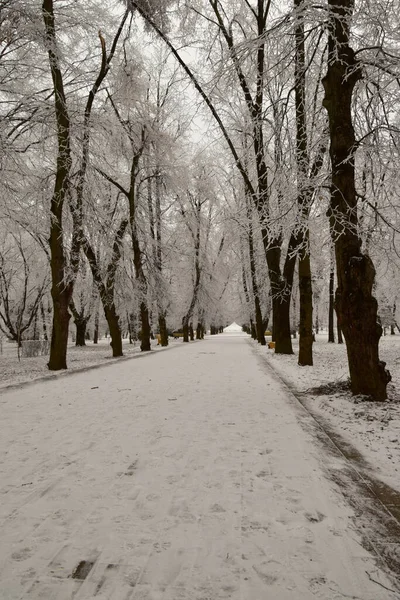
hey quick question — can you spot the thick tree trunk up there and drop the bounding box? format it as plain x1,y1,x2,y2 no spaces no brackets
75,318,87,347
246,196,266,346
294,0,313,366
254,295,266,346
43,0,73,371
82,222,127,358
49,288,71,370
158,313,168,346
240,245,253,334
322,0,390,399
298,250,313,365
272,295,293,354
93,304,100,344
182,320,189,342
140,301,151,351
104,305,123,357
267,240,295,353
69,299,90,347
189,323,194,341
196,322,202,340
93,303,99,344
328,267,335,343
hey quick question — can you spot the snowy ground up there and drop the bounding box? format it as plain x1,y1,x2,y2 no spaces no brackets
262,332,400,496
0,338,165,390
0,334,399,599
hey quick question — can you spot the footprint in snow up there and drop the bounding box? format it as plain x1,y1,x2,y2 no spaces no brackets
210,503,226,513
12,547,33,561
305,511,326,523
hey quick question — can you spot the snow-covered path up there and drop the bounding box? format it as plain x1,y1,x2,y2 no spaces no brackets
0,335,397,599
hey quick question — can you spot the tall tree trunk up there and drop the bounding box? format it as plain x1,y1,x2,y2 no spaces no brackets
104,305,123,357
40,301,48,341
139,301,151,351
43,3,127,370
182,320,189,342
322,0,390,399
75,318,87,347
43,0,72,370
267,235,296,353
272,297,293,353
298,250,313,365
151,169,168,347
81,222,127,358
32,310,39,340
291,292,297,338
181,195,202,343
391,302,396,335
158,313,168,346
315,307,319,334
93,300,99,344
69,299,91,347
128,148,151,352
240,243,254,334
246,196,266,346
294,0,313,366
328,258,335,343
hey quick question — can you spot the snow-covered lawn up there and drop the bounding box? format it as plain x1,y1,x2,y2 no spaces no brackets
261,333,400,495
0,335,398,599
0,338,167,389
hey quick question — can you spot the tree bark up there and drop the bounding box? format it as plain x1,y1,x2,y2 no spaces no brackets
181,194,202,343
69,298,91,347
43,0,72,370
104,305,123,357
40,301,48,341
322,0,391,399
81,221,127,358
75,318,87,347
272,297,293,353
294,0,313,366
246,196,266,346
328,261,335,343
93,300,100,344
298,247,313,365
158,313,168,346
139,301,151,351
128,149,151,353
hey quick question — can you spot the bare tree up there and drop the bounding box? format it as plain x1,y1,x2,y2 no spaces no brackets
322,0,391,399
